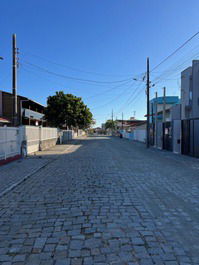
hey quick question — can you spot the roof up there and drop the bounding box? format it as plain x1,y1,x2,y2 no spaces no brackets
0,90,46,108
150,96,180,104
116,119,146,123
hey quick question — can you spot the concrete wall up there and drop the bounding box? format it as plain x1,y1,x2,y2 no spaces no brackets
134,129,146,142
40,138,57,151
20,126,58,154
120,129,146,143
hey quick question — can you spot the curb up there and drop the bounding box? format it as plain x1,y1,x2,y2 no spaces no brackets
0,159,51,198
0,143,77,198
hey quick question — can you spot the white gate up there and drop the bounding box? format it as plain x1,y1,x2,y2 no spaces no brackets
0,126,21,161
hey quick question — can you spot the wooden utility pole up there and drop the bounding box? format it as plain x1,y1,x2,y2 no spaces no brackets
146,57,150,148
12,34,18,126
155,92,158,147
163,87,166,123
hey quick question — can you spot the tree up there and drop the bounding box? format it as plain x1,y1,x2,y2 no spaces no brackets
45,91,93,129
105,119,116,130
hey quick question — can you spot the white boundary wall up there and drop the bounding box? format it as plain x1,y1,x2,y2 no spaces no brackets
0,126,21,161
134,129,146,143
20,126,58,154
20,126,40,154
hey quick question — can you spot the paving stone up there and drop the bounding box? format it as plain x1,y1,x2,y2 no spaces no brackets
0,137,199,264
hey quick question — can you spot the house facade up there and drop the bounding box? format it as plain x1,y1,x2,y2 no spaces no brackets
0,90,46,127
181,60,199,157
149,96,180,149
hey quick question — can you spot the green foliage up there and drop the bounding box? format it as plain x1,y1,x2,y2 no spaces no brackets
105,119,116,130
45,91,93,129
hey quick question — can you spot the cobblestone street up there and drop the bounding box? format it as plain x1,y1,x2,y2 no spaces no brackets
0,136,199,265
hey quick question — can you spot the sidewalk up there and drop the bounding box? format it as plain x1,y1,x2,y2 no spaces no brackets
0,142,78,197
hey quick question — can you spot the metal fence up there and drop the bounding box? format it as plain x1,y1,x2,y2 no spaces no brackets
0,126,21,161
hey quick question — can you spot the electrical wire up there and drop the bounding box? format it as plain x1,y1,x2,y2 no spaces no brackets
90,81,135,110
117,83,144,115
151,30,199,72
21,51,135,78
21,60,133,85
84,79,134,100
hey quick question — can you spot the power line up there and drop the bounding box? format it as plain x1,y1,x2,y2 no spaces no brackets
84,79,133,100
151,46,199,86
22,51,135,78
20,64,79,91
90,82,135,110
151,31,199,72
114,83,144,117
21,60,133,85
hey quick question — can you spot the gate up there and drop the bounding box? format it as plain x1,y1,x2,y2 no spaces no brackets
181,120,190,155
163,122,172,151
181,119,199,157
173,120,181,154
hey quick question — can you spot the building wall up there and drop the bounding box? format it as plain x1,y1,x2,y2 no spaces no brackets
181,67,192,120
2,92,23,125
2,92,13,122
181,61,199,120
171,104,181,120
192,60,199,119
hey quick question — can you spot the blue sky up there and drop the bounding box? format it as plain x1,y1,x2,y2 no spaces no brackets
0,0,199,126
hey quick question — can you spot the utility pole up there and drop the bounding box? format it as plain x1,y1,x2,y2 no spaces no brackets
12,34,18,126
146,57,150,148
155,92,158,147
163,87,166,123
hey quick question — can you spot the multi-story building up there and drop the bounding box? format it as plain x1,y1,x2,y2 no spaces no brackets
181,60,199,120
0,90,46,127
181,60,199,157
149,96,180,149
149,96,180,123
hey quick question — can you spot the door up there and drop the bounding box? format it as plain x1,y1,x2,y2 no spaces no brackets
163,122,172,151
181,120,190,155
